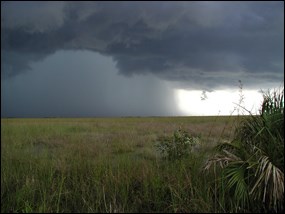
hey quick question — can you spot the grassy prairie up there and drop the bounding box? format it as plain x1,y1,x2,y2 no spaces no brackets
1,116,246,212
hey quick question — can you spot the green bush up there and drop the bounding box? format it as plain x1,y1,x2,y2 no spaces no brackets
156,129,199,160
204,87,284,213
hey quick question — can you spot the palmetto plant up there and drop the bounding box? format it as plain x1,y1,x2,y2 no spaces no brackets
204,87,284,213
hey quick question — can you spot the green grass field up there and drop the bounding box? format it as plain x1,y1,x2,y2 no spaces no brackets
1,116,238,213
1,114,282,213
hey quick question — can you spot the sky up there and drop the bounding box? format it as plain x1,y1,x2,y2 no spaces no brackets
1,1,284,117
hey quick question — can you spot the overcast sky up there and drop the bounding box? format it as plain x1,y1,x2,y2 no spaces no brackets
1,1,284,117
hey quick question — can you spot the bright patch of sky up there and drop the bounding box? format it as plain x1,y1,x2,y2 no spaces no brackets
175,89,263,116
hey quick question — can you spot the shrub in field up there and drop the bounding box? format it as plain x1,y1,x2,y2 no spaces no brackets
204,87,284,213
156,129,199,160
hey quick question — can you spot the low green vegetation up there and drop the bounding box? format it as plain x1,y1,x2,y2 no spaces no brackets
155,128,200,160
1,88,283,213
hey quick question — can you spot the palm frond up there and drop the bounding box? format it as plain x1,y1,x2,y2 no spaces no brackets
224,163,249,201
250,154,284,211
204,87,284,212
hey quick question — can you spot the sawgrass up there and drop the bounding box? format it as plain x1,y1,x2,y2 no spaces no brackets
1,116,237,213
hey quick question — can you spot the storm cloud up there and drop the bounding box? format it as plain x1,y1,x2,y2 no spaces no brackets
1,2,284,117
1,50,180,117
2,1,284,89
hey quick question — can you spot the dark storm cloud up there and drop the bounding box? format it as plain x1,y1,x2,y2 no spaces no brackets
1,50,180,117
1,1,284,89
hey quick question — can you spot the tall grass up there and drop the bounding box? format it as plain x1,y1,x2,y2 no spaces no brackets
2,117,227,213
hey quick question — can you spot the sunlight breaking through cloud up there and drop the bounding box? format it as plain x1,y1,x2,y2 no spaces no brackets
175,89,263,116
